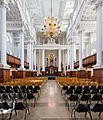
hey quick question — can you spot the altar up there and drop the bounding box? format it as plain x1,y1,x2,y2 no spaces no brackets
45,66,58,76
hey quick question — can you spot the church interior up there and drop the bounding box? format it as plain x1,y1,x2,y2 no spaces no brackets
0,0,103,119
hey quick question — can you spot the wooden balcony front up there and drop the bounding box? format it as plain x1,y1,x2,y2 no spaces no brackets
82,54,96,67
74,61,79,69
7,54,29,68
24,61,29,69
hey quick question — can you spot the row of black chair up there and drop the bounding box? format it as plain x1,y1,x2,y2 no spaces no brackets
0,85,40,94
61,85,103,119
0,85,41,120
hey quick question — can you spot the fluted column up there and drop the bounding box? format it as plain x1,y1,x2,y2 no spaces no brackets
33,49,36,71
19,31,24,69
58,49,61,71
42,49,45,71
95,0,103,67
0,1,8,67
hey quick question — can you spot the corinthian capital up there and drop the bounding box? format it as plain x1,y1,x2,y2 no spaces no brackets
95,0,102,8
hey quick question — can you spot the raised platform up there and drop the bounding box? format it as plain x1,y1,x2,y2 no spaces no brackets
48,76,56,80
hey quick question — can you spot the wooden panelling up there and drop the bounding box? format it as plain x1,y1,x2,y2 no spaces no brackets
0,68,10,83
77,70,87,78
66,71,71,77
12,70,25,79
71,71,77,77
93,68,103,83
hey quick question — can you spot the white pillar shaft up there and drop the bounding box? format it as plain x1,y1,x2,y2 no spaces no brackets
34,49,36,71
79,31,83,69
58,49,61,71
31,43,33,70
42,49,45,71
38,49,40,72
28,42,32,70
0,3,7,66
72,42,76,70
96,2,102,67
20,31,24,69
67,49,70,71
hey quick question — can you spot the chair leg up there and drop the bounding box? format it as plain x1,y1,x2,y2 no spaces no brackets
88,111,92,120
85,112,87,117
24,109,27,120
15,109,17,115
7,109,13,120
99,112,102,117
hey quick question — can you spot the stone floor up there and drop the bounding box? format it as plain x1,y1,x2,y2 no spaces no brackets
1,80,103,120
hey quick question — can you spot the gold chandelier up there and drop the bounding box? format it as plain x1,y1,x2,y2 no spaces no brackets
42,0,61,37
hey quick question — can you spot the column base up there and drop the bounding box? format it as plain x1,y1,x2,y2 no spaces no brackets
41,71,45,76
0,68,10,83
57,71,62,76
25,71,33,77
93,68,103,83
71,71,77,77
33,71,37,76
77,70,86,78
66,71,71,77
12,70,26,79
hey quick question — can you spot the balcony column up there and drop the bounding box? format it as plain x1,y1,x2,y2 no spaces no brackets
95,0,103,67
42,49,45,72
33,49,36,71
58,49,61,72
0,1,8,67
19,31,24,69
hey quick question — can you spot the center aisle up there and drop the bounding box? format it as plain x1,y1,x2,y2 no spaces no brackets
29,80,69,120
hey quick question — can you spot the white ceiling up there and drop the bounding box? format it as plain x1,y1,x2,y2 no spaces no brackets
27,0,76,32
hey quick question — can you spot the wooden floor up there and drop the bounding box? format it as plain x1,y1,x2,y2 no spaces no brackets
1,80,103,120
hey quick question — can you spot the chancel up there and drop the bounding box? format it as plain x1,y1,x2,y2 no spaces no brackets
0,0,103,120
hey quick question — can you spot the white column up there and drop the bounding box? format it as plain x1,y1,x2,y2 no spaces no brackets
67,49,70,71
19,31,24,69
38,49,41,73
71,42,76,70
58,49,61,71
0,2,8,67
31,42,34,70
42,49,45,71
95,0,103,67
34,49,36,71
27,42,32,70
79,31,84,69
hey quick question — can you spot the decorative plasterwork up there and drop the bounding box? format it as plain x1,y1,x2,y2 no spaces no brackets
76,21,96,33
34,44,69,50
7,21,24,31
